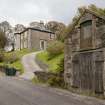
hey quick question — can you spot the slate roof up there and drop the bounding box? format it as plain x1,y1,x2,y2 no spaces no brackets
14,27,55,35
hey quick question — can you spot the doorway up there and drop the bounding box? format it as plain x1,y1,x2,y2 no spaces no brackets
40,40,47,50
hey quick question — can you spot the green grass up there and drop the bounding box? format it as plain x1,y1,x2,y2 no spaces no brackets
0,49,36,74
10,60,24,74
36,51,64,73
5,49,33,58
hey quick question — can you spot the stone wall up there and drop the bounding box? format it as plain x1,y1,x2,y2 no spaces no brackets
30,29,55,50
96,25,105,48
34,71,58,82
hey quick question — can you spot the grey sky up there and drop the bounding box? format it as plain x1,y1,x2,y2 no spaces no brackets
0,0,105,26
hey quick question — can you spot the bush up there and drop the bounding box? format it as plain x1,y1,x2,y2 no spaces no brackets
47,41,64,58
0,50,5,62
47,75,65,88
47,58,65,88
4,53,19,64
0,31,7,49
56,57,64,74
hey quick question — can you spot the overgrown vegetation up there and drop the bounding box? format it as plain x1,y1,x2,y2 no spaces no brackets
0,31,7,49
0,50,5,62
46,21,66,41
36,40,65,87
37,51,64,73
72,4,105,24
65,4,105,39
46,41,64,59
0,49,35,74
47,75,65,88
32,73,65,88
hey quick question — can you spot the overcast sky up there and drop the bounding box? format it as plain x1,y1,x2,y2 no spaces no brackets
0,0,105,26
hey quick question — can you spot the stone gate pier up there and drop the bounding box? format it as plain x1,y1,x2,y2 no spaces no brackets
64,9,105,95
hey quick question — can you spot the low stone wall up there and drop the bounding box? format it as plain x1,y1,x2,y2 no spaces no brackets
35,56,49,71
0,66,5,73
34,71,58,82
35,54,64,84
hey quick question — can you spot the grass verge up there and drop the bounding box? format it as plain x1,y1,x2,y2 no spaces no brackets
0,49,36,74
36,51,64,73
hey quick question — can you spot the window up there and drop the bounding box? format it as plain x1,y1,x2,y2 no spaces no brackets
81,21,92,39
80,21,92,49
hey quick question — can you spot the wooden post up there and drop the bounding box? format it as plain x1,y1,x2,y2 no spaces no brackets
92,16,97,49
20,34,21,50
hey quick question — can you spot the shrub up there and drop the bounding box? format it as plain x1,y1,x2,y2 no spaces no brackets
4,53,19,64
47,57,65,88
0,31,7,49
56,57,64,74
0,50,5,62
47,41,64,58
47,75,65,88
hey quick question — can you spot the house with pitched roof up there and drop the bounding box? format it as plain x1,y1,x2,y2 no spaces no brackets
14,27,55,51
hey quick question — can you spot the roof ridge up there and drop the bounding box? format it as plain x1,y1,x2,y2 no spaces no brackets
85,9,105,20
14,27,55,34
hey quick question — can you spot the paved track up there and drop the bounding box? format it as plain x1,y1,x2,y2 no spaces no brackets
20,52,42,80
0,77,105,105
0,52,105,105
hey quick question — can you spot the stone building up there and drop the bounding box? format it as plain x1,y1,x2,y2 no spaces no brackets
64,9,105,94
14,27,55,50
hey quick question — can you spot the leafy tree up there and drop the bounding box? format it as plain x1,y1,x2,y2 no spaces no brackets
29,21,45,29
14,24,25,33
0,21,11,33
46,21,66,41
47,41,64,58
0,31,7,49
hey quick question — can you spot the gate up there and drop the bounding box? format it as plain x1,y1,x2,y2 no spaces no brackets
72,51,104,94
